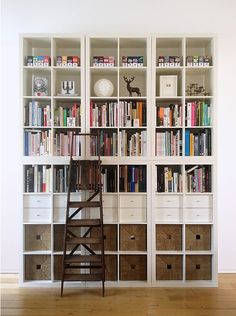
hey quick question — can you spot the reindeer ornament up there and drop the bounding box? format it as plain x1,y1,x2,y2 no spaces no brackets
123,76,141,97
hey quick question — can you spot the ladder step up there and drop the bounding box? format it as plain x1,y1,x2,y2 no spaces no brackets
64,273,103,281
67,219,101,227
65,264,102,269
66,237,102,244
68,201,101,208
65,255,102,264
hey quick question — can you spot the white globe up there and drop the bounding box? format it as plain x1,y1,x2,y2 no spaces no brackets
94,78,114,97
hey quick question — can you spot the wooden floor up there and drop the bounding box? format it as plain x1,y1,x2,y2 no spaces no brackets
1,274,236,316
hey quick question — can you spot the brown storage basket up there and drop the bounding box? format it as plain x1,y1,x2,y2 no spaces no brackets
119,224,147,251
186,255,212,280
25,225,51,251
119,255,147,281
185,225,211,251
156,255,183,280
54,255,63,280
54,225,81,251
25,255,51,280
90,224,117,251
92,255,117,281
156,224,182,251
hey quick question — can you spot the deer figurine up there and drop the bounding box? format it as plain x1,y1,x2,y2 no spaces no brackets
123,76,141,97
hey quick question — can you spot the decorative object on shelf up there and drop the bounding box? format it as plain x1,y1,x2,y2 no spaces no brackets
27,56,51,67
32,76,48,96
157,56,180,67
56,56,80,67
61,81,75,95
186,83,209,96
122,56,143,67
93,56,115,67
123,76,141,97
186,56,210,67
94,78,114,97
159,75,177,97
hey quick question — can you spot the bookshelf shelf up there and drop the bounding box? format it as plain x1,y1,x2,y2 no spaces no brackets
21,34,216,287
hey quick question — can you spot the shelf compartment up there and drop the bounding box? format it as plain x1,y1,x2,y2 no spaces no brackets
24,224,51,251
119,224,147,251
185,128,211,156
119,165,146,193
53,68,81,97
119,254,147,281
184,208,213,223
156,101,182,127
23,38,51,66
53,224,81,252
90,38,118,67
91,255,118,281
90,224,117,251
119,99,147,127
185,165,212,193
119,128,147,156
155,128,182,157
90,69,118,98
53,37,81,67
24,99,51,127
90,100,118,127
156,38,183,67
24,165,52,193
23,68,51,97
156,224,182,251
186,255,212,280
90,128,118,156
186,68,213,97
53,129,82,156
119,68,146,97
54,99,81,127
23,208,51,223
156,69,183,97
101,165,118,193
119,37,147,67
185,224,211,251
25,254,51,281
186,38,213,66
156,165,183,193
53,255,63,280
156,255,183,280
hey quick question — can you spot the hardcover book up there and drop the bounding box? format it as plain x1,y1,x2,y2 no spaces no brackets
32,76,48,96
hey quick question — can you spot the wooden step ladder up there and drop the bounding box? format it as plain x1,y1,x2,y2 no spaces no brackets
60,133,105,296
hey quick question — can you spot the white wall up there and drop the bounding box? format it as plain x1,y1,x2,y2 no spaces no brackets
1,0,236,273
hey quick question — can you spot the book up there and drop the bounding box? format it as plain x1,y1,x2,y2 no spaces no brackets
32,76,48,96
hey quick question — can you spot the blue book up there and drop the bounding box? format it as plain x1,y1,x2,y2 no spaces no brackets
131,166,135,192
24,131,28,155
185,130,190,156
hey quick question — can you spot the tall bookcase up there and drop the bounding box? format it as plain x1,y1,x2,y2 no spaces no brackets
21,34,216,287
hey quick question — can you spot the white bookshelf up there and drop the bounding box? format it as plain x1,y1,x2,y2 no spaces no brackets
21,34,216,287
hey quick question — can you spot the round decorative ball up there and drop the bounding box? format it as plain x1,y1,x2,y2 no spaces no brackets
94,78,114,97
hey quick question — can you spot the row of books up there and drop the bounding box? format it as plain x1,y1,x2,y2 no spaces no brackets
90,102,118,127
119,101,146,127
185,130,211,156
157,104,182,127
24,130,51,156
102,166,117,192
186,165,211,192
119,165,146,192
53,166,68,193
54,132,82,156
157,166,183,193
54,103,81,127
120,130,147,156
24,102,51,127
186,102,211,126
156,131,182,156
25,165,51,192
90,131,118,156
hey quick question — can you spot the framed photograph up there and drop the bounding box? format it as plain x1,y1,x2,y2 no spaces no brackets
160,75,178,97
